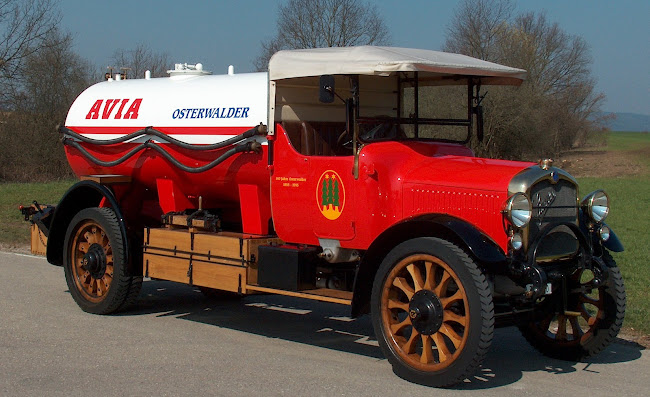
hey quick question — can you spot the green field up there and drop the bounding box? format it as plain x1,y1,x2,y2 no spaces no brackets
0,132,648,334
604,131,650,151
578,132,650,334
0,180,75,246
578,175,649,335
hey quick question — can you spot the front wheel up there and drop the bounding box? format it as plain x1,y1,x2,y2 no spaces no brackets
518,252,626,360
63,207,142,314
371,237,494,387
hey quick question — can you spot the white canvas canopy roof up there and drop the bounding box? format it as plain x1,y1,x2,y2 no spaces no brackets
268,46,526,85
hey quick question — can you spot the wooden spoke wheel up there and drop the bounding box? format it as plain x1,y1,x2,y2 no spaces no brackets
70,220,114,303
371,238,494,387
63,207,142,314
519,252,626,360
381,254,469,371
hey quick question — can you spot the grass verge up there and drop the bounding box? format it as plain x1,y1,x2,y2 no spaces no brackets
578,131,649,334
579,176,650,335
0,180,75,247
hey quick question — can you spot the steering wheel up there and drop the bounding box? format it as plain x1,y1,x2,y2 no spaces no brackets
337,129,353,149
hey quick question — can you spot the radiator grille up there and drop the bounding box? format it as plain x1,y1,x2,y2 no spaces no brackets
529,179,578,258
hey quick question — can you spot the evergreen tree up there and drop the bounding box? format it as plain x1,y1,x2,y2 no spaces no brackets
321,176,329,208
332,178,340,208
326,177,333,207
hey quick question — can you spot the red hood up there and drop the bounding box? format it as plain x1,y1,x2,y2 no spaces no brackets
404,155,533,193
348,141,534,251
394,143,534,250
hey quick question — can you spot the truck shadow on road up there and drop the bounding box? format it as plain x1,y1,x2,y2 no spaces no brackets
124,280,645,389
459,329,645,390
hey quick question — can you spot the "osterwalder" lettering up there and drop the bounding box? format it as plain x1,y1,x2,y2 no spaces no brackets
172,107,250,120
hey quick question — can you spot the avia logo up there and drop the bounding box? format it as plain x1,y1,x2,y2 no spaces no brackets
535,190,557,226
317,170,345,220
85,99,143,120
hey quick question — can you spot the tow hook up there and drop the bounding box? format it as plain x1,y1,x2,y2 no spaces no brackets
19,201,55,237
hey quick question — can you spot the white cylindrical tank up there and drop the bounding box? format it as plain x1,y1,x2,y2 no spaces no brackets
63,71,270,208
66,71,268,144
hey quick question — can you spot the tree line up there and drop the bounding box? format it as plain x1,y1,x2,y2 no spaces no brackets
0,0,607,182
0,0,171,182
444,0,607,159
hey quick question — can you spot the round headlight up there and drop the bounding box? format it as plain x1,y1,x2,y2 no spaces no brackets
504,193,532,228
598,225,610,242
510,233,523,250
582,190,609,223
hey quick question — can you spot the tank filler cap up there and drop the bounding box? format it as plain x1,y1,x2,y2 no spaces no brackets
167,63,212,77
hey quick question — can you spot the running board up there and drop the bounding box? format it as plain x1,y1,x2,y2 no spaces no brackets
246,285,352,305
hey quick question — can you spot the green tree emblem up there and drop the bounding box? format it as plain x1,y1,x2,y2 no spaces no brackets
318,171,344,220
332,176,340,209
321,174,330,209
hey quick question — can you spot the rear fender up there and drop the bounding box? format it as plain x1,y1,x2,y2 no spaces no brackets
46,180,128,267
350,214,505,317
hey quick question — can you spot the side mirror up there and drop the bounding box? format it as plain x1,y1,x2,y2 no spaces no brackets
319,75,335,103
475,105,484,142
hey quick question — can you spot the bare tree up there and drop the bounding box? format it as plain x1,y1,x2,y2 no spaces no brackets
444,0,604,159
0,27,94,182
111,43,171,79
445,0,513,61
22,28,94,116
0,0,61,106
253,0,390,71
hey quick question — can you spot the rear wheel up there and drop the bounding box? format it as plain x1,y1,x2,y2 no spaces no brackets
63,207,142,314
371,237,494,387
518,252,626,360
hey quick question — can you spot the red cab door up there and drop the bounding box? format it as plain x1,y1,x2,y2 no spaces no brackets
270,125,355,245
310,157,356,241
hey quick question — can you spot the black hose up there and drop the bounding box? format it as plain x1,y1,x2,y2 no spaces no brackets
63,138,262,173
64,139,149,167
59,124,266,151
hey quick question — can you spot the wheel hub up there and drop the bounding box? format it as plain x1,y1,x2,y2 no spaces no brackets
82,243,107,279
409,290,444,335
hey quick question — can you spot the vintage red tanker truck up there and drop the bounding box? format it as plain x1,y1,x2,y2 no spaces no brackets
25,46,625,386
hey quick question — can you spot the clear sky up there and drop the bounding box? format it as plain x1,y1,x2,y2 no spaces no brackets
59,0,649,115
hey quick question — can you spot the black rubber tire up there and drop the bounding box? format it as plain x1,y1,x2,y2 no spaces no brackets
518,252,626,361
371,237,494,387
63,207,142,314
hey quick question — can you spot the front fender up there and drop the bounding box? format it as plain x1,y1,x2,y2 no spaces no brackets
423,214,506,265
602,224,624,253
578,208,624,254
46,180,128,267
350,214,505,317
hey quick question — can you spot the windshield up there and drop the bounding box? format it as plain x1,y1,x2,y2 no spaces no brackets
358,73,474,144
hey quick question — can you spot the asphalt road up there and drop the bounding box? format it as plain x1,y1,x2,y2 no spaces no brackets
1,250,648,396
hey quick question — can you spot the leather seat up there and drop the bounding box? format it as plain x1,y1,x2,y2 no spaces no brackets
281,121,345,156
